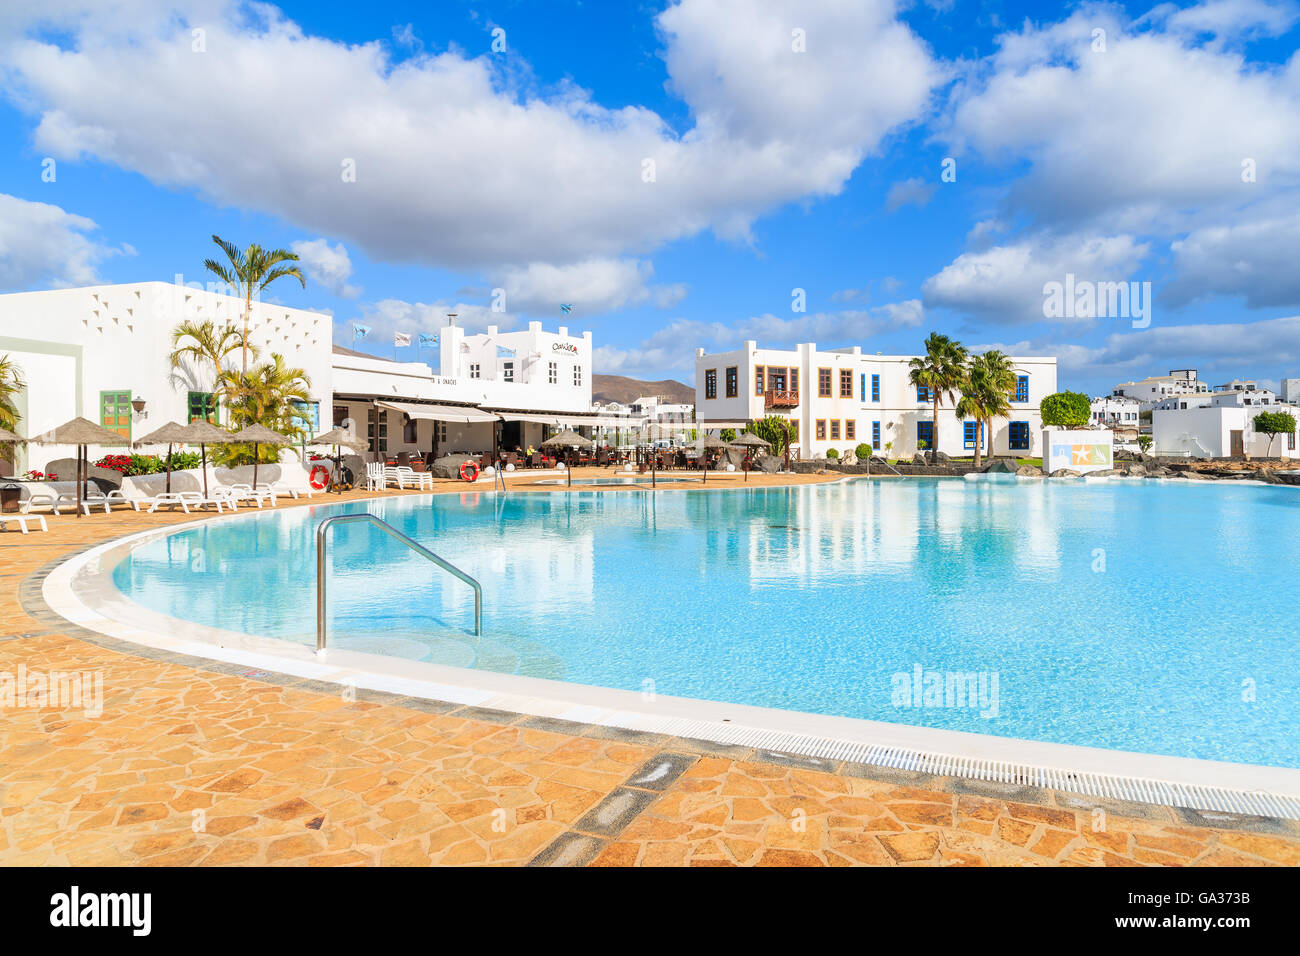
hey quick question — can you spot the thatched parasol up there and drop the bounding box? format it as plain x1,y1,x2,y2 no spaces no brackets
0,425,25,443
729,431,770,482
229,423,292,489
542,429,594,487
134,421,191,494
33,417,130,518
179,420,239,498
308,429,366,493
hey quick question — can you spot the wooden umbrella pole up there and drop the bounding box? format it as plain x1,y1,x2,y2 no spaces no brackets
165,443,173,494
76,445,83,519
201,444,209,497
253,441,260,489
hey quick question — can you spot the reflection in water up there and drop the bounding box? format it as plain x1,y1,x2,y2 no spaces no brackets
114,480,1300,768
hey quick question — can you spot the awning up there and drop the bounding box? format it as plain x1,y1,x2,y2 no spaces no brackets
696,420,752,430
375,400,499,424
491,411,636,429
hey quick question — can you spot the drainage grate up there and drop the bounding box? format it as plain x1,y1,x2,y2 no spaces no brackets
594,712,1300,820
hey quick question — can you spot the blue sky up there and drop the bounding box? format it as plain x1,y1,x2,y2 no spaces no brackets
2,0,1300,395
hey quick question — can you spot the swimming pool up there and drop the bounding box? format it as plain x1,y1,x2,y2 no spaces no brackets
110,478,1300,769
526,475,699,486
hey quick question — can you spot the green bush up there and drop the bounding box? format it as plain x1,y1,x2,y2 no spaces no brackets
855,443,874,461
93,451,206,476
1040,391,1092,428
1136,435,1152,452
826,447,839,459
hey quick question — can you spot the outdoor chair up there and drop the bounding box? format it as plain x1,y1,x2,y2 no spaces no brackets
0,513,48,534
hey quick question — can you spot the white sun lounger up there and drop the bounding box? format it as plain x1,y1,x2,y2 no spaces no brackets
147,491,236,514
220,483,276,508
256,482,312,500
0,513,48,533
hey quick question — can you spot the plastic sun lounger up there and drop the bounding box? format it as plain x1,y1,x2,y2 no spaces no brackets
148,491,235,514
54,490,110,515
395,466,434,490
0,513,48,534
223,483,276,508
256,482,312,500
21,493,56,514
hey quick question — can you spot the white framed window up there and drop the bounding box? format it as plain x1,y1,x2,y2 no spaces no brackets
435,421,447,443
503,361,514,382
469,363,481,379
548,361,557,384
573,366,582,386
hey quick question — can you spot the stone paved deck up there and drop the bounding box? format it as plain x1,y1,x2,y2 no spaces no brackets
2,473,1298,866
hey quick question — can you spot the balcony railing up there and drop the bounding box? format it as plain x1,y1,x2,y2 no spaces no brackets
765,389,799,409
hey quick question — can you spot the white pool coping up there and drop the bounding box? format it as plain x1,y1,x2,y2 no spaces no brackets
38,490,1300,820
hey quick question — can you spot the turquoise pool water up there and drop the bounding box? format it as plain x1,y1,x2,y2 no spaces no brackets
111,479,1300,768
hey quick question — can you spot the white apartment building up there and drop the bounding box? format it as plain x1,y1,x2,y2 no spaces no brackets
0,281,334,476
1152,404,1300,458
331,321,601,459
1112,369,1208,408
693,340,1057,459
1280,378,1300,403
1152,387,1280,412
1090,395,1142,426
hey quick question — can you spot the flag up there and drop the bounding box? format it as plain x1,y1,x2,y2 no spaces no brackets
560,303,573,314
352,323,371,341
419,332,439,348
394,331,412,348
497,345,516,358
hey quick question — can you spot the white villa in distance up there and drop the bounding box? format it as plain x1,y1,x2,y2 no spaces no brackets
694,340,1057,459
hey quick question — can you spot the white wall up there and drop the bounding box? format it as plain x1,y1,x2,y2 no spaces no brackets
1153,405,1299,458
0,281,333,474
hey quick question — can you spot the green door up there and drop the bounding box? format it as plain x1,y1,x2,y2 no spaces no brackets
100,390,132,439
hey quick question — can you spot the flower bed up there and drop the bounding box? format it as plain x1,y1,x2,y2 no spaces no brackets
93,452,203,476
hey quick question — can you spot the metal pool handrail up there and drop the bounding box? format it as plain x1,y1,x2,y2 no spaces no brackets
315,513,483,653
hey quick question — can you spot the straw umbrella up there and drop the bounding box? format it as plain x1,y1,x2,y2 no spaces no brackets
133,421,192,494
229,423,293,490
33,417,130,518
729,431,770,482
308,428,366,493
699,433,728,484
542,429,594,487
178,420,238,498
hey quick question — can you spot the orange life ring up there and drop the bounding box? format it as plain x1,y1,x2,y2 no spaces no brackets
309,464,330,490
459,460,479,482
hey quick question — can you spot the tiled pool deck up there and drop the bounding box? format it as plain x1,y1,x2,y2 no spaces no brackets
2,471,1299,866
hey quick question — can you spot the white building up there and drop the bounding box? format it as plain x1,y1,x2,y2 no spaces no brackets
0,281,334,476
331,321,602,459
693,340,1057,459
1090,395,1142,427
1152,404,1300,459
1279,377,1300,403
1111,369,1208,409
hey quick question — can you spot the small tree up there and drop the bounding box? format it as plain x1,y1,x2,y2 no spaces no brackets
855,442,873,461
826,447,839,459
1040,391,1091,429
720,428,736,442
748,415,797,456
1253,411,1297,457
1137,435,1153,453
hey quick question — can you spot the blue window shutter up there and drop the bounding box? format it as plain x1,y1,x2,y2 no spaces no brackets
872,421,881,447
860,372,866,402
871,374,880,402
1016,376,1029,403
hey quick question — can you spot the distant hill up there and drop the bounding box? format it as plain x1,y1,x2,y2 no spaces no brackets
592,374,693,405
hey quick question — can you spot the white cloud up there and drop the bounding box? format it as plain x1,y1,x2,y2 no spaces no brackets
290,238,360,299
0,192,118,289
1166,0,1300,39
1165,210,1300,308
495,257,685,314
348,298,516,344
0,0,939,284
922,233,1150,324
884,176,937,212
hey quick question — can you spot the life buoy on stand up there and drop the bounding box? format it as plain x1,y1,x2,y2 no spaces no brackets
309,464,330,490
459,460,480,483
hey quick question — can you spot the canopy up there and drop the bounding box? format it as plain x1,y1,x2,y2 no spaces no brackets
0,426,25,443
134,422,192,447
181,420,238,444
730,432,771,447
376,400,499,424
491,410,630,428
230,424,293,445
310,428,366,450
33,417,129,446
541,429,594,448
696,420,751,430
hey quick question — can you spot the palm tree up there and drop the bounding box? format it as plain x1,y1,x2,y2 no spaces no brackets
229,354,313,432
204,235,306,375
971,350,1017,462
0,354,24,464
168,319,253,420
908,333,969,462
